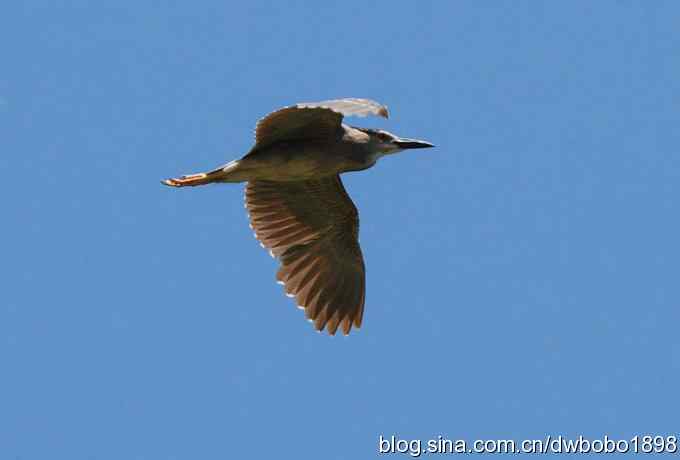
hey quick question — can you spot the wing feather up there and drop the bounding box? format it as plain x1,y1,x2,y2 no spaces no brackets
245,176,366,335
297,98,389,119
252,98,389,150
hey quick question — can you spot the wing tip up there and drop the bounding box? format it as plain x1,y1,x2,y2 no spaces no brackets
297,98,389,119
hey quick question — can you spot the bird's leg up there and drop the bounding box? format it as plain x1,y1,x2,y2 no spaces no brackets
162,160,255,187
162,172,214,187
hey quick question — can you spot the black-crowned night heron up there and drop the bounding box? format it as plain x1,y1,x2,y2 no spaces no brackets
163,98,433,335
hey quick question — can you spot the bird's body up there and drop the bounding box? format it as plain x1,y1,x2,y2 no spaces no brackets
163,98,433,335
219,126,375,182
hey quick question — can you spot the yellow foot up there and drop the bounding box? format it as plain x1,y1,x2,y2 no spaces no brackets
162,173,209,187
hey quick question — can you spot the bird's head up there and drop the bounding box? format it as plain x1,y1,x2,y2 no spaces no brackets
359,128,434,157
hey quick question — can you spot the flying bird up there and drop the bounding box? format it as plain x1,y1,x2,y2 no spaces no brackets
163,98,433,335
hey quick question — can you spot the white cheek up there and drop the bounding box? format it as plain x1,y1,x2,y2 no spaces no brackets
379,143,398,152
371,146,401,162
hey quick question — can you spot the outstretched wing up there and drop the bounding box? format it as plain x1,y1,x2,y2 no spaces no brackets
253,98,389,150
296,98,389,119
245,176,365,335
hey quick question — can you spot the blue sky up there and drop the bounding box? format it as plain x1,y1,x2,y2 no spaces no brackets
2,2,679,458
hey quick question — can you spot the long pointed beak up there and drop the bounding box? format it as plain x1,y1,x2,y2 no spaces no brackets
394,137,435,149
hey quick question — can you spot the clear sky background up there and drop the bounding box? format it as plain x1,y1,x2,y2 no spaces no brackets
2,2,679,459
